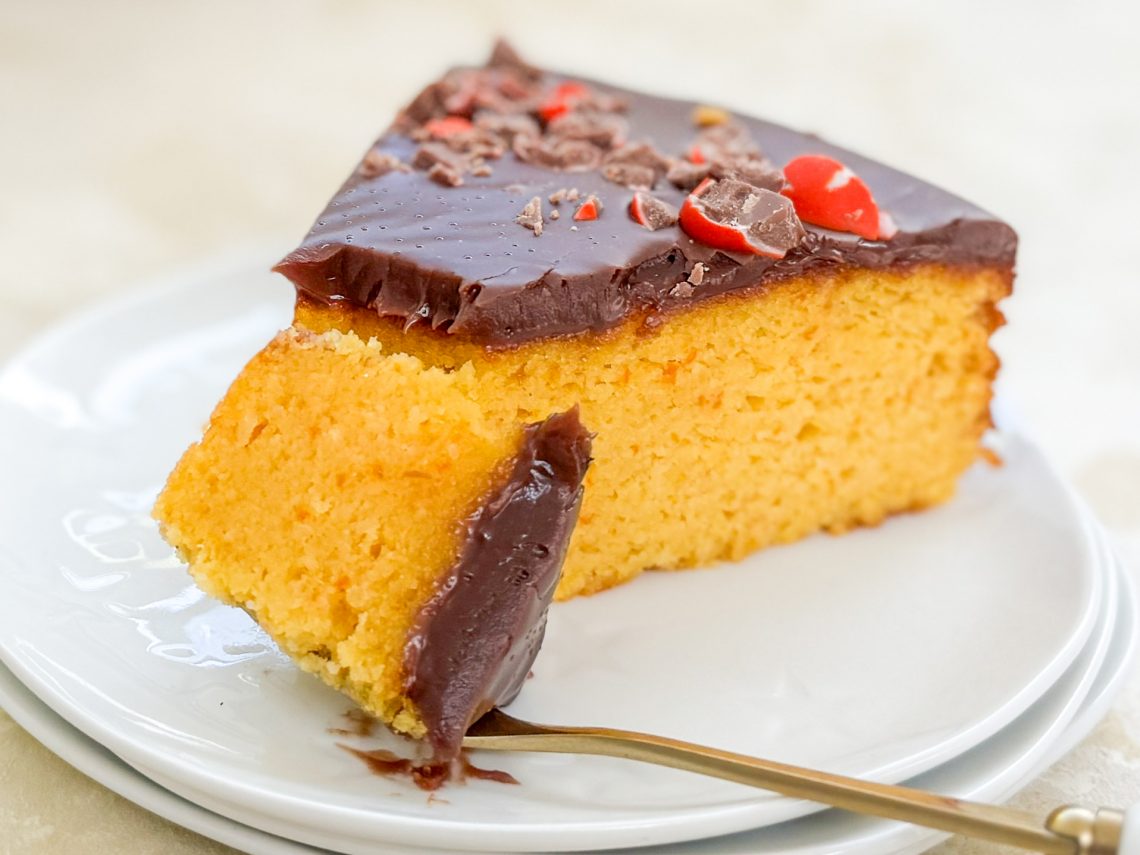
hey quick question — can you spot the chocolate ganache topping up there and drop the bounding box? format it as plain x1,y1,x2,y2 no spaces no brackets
276,41,1017,347
403,408,592,760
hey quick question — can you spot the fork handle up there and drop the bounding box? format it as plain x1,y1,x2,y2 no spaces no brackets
466,713,1132,854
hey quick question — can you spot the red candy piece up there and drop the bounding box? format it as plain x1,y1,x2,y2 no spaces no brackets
781,154,888,240
538,81,591,123
573,195,601,221
628,192,678,230
678,177,798,257
679,194,761,255
628,193,649,226
424,116,474,139
687,143,706,165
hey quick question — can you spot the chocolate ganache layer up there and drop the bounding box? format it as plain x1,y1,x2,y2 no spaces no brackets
403,408,592,760
276,42,1017,347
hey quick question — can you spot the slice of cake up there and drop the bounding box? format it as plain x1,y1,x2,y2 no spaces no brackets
156,42,1015,759
154,330,591,759
275,42,1016,600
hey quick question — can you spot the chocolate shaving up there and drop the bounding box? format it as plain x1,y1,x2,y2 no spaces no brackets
601,142,671,189
359,150,407,179
547,111,628,149
513,136,603,172
487,38,542,81
398,81,451,127
475,112,541,144
710,155,784,191
494,73,538,105
550,140,604,171
427,162,464,187
744,193,804,255
516,195,544,236
601,163,655,190
412,141,471,186
397,48,545,132
441,78,482,118
413,142,465,173
666,159,712,190
442,129,507,160
582,91,629,115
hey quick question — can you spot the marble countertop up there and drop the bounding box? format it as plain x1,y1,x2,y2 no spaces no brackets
2,1,1137,852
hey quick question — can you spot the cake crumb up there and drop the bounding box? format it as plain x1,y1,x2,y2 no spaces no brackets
980,446,1004,467
550,209,560,220
516,196,544,236
427,163,464,187
688,262,707,286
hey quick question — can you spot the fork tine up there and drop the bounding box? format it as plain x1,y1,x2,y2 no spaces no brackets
464,707,544,742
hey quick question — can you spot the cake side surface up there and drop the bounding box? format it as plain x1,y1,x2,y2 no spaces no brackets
275,44,1016,347
297,261,1009,599
153,329,590,756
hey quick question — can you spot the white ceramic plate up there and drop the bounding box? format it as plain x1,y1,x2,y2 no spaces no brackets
1,521,1132,855
0,259,1105,851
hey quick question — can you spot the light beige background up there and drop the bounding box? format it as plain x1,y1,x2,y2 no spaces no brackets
1,1,1138,853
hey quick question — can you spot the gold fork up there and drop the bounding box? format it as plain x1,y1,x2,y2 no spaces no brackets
464,709,1136,854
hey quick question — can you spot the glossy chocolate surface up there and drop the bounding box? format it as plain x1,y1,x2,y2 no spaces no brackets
403,409,591,760
276,49,1017,346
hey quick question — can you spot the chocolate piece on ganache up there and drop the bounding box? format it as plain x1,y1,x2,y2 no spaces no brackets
403,408,592,761
275,43,1017,347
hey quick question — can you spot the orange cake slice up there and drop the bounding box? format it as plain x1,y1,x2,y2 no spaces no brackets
156,42,1015,758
